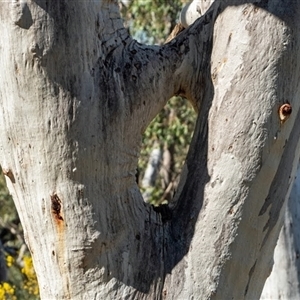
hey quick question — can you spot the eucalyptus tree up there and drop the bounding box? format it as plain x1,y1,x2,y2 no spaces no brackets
0,0,300,299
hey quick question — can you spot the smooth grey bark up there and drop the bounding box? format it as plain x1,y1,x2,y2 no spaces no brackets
180,0,214,28
260,164,300,299
0,0,300,299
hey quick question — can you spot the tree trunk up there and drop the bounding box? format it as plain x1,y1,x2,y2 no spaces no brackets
0,0,300,299
260,163,300,299
0,240,7,282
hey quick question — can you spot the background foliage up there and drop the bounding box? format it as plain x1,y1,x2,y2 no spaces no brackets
0,172,39,299
121,0,185,44
0,0,195,298
121,0,196,204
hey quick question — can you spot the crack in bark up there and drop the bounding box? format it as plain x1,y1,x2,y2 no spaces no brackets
244,260,257,296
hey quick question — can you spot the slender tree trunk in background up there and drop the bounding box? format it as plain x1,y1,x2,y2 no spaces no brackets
260,163,300,299
0,0,300,299
0,240,7,282
142,146,162,202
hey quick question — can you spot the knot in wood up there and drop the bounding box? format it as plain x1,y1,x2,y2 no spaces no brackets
279,103,292,123
51,194,64,221
2,168,15,183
